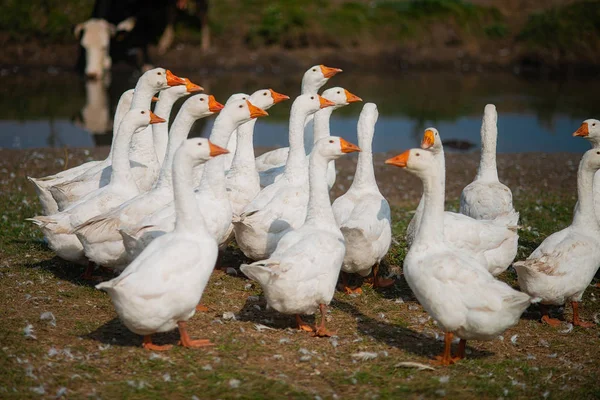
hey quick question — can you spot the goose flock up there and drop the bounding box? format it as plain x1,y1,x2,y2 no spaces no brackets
26,66,600,366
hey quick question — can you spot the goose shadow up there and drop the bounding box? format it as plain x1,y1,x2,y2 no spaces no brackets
23,254,115,288
85,317,179,347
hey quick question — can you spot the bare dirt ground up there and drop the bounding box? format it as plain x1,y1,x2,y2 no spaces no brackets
1,147,599,399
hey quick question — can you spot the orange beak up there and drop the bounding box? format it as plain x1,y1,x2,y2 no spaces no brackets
184,78,204,93
344,89,362,103
149,111,166,124
318,95,336,109
151,96,160,102
421,129,435,149
573,122,589,137
247,100,269,118
319,65,343,78
269,89,290,104
340,138,361,153
165,69,187,86
208,95,224,112
385,150,410,168
208,141,230,157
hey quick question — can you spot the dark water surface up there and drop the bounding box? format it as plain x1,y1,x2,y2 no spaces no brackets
0,68,596,153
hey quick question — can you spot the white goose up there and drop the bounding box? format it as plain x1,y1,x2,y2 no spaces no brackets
28,89,134,215
514,147,600,328
121,98,269,260
233,94,335,261
73,94,222,268
386,149,532,365
28,109,166,267
332,103,393,293
241,136,360,336
224,89,290,240
96,138,229,351
255,64,342,172
49,69,187,210
572,119,600,221
407,128,519,276
258,86,362,188
460,104,516,220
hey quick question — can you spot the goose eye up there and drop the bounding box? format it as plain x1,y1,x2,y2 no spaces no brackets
594,123,597,127
263,92,267,96
141,111,145,114
597,151,599,155
310,96,314,100
239,105,243,108
157,72,162,75
312,68,316,72
198,142,203,146
337,91,340,94
200,98,204,101
329,140,334,143
416,153,420,157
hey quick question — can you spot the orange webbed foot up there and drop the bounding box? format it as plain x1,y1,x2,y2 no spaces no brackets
142,335,172,351
374,277,395,288
432,355,460,366
343,286,363,295
195,304,209,312
541,315,561,327
296,315,314,332
178,338,215,348
573,319,595,328
312,327,335,338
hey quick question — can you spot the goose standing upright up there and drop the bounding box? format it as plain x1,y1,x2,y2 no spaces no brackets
28,109,166,265
241,136,360,336
49,69,187,210
233,94,335,261
572,119,600,221
28,89,134,215
258,86,362,188
73,94,222,269
514,147,600,328
255,65,342,172
121,98,269,260
460,104,515,220
407,128,519,276
96,138,229,350
386,149,532,365
332,103,393,293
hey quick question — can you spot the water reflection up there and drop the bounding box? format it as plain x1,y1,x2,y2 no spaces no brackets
0,69,595,153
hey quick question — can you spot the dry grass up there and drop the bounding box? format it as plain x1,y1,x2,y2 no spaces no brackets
1,147,600,399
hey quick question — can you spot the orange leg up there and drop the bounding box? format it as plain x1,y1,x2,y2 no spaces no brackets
177,321,214,348
432,332,461,366
456,339,467,360
313,304,335,338
372,263,395,288
572,301,595,328
195,304,209,312
296,314,314,332
142,335,173,351
340,272,362,295
540,304,561,327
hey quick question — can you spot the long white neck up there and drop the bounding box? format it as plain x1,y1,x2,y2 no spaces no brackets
107,92,132,159
412,166,445,245
476,107,499,181
197,112,238,193
284,104,310,177
229,119,257,173
155,108,197,189
351,118,377,190
110,119,141,187
173,151,206,232
305,151,337,228
572,160,600,232
129,81,157,164
152,94,180,168
131,81,155,109
415,148,446,216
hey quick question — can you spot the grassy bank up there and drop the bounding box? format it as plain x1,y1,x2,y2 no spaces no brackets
1,148,599,398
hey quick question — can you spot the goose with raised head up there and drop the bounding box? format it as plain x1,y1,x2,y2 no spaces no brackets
572,119,600,221
460,104,515,220
514,147,600,328
332,103,393,293
49,69,187,210
241,136,360,336
96,138,229,351
28,89,134,215
407,128,519,276
258,86,362,188
73,94,222,268
386,149,532,366
28,109,166,266
255,65,342,172
233,94,335,261
121,98,269,261
223,89,290,241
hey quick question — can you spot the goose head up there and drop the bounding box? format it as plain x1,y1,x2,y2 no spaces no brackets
420,127,442,154
581,147,600,172
139,68,186,91
385,148,436,179
573,119,600,147
125,108,166,132
292,94,336,117
313,136,360,162
180,138,230,167
301,65,343,94
321,87,362,110
225,93,250,105
221,99,269,127
180,94,224,119
249,89,290,110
